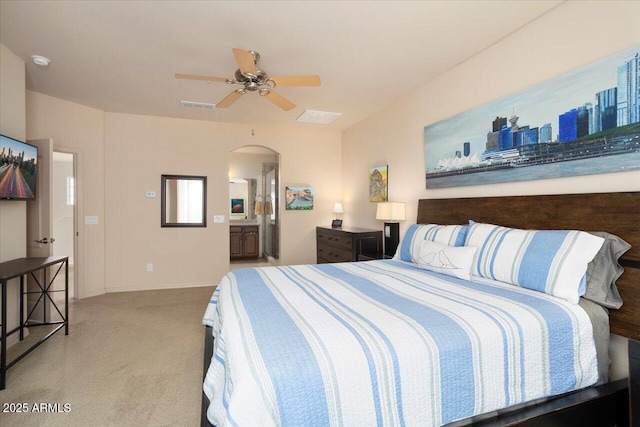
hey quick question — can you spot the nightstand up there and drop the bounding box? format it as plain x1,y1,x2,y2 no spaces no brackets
630,336,639,427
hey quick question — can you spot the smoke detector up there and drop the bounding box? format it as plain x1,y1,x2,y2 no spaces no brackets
31,55,51,67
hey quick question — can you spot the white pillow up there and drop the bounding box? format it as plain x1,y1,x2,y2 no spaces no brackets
415,240,477,280
394,223,468,262
465,221,605,304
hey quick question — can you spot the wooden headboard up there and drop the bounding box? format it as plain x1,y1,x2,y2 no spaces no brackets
417,192,639,339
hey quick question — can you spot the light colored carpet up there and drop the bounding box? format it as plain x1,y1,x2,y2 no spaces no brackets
0,286,215,427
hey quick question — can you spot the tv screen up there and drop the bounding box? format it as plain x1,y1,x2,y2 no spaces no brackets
0,134,38,200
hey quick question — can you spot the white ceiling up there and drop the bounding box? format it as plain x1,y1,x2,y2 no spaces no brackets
0,0,562,131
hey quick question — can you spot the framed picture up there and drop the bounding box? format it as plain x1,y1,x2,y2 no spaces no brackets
369,165,388,202
424,45,640,189
230,198,244,214
285,186,313,210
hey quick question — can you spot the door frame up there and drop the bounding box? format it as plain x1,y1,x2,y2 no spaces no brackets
53,145,82,299
228,145,280,266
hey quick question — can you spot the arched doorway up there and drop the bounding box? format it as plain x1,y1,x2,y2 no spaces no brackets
229,146,280,265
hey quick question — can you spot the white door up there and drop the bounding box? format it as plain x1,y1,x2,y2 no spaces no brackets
26,138,54,322
52,151,75,298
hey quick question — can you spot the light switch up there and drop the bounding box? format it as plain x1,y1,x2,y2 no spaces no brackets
145,191,156,198
214,215,225,223
85,215,99,225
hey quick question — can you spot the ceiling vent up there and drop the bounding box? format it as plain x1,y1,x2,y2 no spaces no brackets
180,100,215,109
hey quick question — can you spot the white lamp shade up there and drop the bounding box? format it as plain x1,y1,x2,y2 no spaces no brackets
376,202,405,221
333,203,344,214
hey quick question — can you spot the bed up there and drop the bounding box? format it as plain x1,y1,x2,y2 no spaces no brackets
201,192,639,427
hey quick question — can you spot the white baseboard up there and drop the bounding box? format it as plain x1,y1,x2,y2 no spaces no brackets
105,281,218,293
79,288,107,299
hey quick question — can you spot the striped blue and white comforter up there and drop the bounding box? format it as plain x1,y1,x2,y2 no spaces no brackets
203,260,598,426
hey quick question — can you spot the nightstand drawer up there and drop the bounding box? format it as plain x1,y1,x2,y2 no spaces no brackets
317,244,352,263
317,233,353,251
329,247,353,263
316,226,382,264
317,243,334,260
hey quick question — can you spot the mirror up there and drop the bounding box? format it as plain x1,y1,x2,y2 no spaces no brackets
161,174,207,227
229,178,257,220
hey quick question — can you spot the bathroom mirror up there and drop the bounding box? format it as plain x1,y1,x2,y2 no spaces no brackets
161,174,207,227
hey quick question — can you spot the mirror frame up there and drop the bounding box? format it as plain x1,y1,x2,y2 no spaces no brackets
161,174,207,228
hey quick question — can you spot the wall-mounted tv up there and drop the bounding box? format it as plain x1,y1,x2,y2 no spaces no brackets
0,134,38,201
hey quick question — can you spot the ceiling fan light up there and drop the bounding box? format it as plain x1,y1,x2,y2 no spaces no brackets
259,88,271,97
266,79,276,88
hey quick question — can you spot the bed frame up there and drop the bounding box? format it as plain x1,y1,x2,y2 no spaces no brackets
202,191,639,427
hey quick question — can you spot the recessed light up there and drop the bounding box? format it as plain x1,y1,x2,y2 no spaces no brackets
296,109,342,124
31,55,51,67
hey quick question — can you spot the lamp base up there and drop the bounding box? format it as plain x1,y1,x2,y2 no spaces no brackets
384,222,400,257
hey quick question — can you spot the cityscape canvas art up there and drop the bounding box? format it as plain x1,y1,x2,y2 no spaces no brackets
424,46,640,189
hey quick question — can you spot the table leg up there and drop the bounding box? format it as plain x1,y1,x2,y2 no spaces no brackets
1,279,7,390
65,260,69,335
19,275,24,340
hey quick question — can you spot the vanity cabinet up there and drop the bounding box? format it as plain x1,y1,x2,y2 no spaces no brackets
230,225,259,260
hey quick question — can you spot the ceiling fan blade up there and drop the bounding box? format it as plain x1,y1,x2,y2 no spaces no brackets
232,48,257,77
271,75,321,87
216,90,244,108
263,90,296,111
175,73,228,83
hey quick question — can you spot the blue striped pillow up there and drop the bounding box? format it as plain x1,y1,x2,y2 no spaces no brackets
465,221,605,304
395,223,468,262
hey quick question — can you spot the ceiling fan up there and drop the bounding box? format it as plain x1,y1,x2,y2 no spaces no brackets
175,48,321,111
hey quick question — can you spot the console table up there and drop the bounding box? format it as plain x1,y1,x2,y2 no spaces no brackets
0,256,69,389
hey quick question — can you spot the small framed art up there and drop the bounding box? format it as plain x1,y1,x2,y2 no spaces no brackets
369,165,388,202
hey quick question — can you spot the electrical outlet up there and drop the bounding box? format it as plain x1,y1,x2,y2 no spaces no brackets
146,263,153,272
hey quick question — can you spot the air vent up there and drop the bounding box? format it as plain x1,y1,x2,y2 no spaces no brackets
180,100,215,109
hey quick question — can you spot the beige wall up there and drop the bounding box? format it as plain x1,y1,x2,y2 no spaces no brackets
342,1,640,380
343,1,640,231
26,91,106,298
104,113,341,292
0,43,26,345
25,98,341,295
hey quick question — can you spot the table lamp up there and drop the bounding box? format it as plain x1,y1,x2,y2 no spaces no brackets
376,202,405,257
332,202,344,228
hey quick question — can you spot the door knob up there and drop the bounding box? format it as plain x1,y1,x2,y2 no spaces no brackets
35,237,48,244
